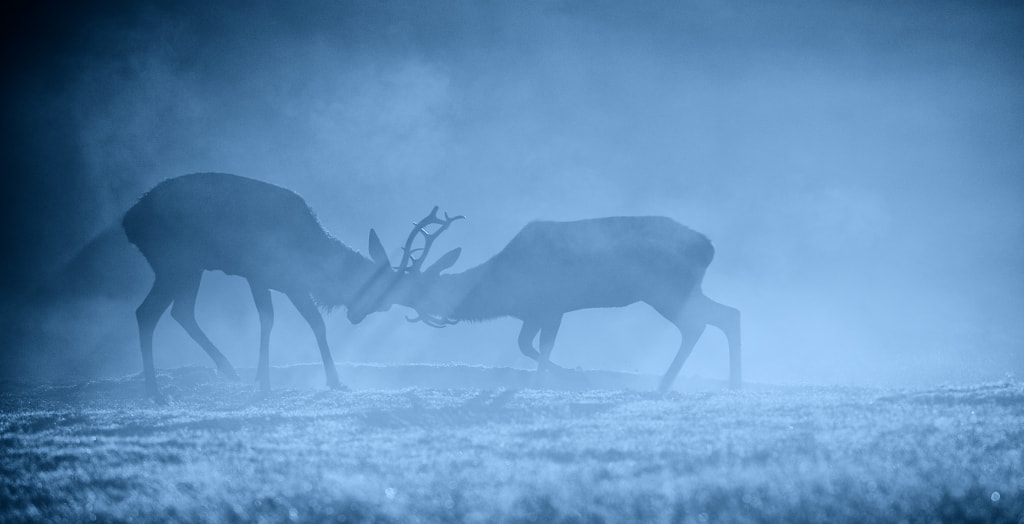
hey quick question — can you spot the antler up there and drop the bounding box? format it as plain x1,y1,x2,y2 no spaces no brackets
406,311,461,328
398,206,465,273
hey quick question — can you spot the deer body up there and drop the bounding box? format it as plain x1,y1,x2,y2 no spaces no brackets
446,218,711,318
392,216,741,391
123,172,390,400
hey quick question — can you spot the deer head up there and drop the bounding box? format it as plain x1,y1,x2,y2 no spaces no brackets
344,206,464,325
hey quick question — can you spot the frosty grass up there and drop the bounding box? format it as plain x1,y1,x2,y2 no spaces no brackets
2,366,1022,523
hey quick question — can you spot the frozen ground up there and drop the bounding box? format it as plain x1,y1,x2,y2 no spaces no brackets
2,364,1023,523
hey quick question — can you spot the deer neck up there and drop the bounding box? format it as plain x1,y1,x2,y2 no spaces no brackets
414,264,503,322
311,240,378,308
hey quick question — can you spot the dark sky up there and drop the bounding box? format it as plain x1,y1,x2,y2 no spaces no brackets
2,0,1022,386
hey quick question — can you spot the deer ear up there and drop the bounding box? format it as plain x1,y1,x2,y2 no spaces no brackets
425,248,461,275
368,229,391,268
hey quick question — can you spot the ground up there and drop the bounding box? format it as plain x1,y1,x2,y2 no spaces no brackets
2,364,1023,523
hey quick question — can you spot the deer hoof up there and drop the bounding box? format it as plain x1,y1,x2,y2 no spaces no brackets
537,361,567,373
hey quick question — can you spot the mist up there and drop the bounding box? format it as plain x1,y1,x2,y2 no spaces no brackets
1,0,1022,388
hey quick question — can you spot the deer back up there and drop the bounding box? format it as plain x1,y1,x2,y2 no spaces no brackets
123,172,356,288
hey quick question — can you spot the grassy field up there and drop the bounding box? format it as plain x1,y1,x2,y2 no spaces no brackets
2,365,1023,522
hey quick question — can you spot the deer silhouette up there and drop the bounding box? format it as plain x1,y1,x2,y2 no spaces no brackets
123,172,403,401
360,211,741,392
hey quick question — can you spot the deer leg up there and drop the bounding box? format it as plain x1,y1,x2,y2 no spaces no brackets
652,301,706,394
517,321,543,365
136,277,174,401
249,282,274,393
537,315,564,371
695,294,742,389
287,292,343,390
169,272,239,380
660,321,705,394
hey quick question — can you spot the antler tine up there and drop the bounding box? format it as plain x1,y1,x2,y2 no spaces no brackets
398,206,441,271
398,206,464,273
419,212,464,269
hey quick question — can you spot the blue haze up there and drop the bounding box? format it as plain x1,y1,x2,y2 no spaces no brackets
0,0,1021,387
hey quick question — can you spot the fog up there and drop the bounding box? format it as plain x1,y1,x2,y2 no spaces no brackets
2,0,1022,388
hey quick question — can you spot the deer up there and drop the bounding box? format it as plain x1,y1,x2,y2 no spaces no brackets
122,172,413,402
356,210,741,392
